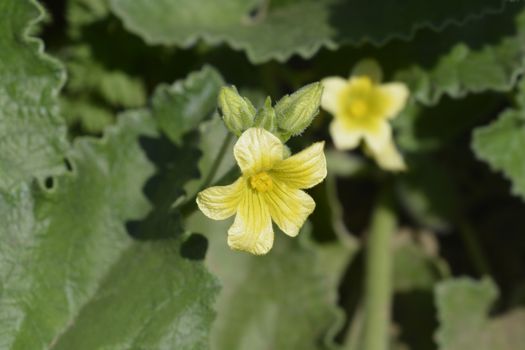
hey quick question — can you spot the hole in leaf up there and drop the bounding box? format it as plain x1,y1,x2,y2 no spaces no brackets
44,177,54,190
64,158,73,172
180,233,208,261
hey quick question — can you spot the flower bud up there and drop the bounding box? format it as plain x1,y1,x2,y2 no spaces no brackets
218,86,256,136
253,97,276,133
275,82,323,140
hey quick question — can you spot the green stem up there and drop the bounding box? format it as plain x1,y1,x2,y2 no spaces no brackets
458,221,491,276
200,132,233,190
362,190,397,350
176,133,234,217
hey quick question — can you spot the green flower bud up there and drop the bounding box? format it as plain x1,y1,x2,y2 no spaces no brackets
253,97,276,133
218,86,256,136
275,82,323,139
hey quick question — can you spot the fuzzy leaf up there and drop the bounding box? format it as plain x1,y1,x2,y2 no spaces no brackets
60,96,114,133
109,0,504,63
152,66,224,144
0,0,68,190
187,212,344,350
0,112,219,349
472,81,525,201
435,278,525,350
396,4,525,105
65,45,147,108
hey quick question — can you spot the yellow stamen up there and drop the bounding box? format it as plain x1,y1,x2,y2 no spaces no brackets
249,172,273,192
349,99,368,118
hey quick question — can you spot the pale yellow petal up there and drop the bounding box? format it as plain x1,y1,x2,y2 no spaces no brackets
271,141,327,189
329,120,363,150
227,188,274,255
234,128,283,176
264,180,315,237
196,178,244,220
369,139,406,172
321,77,347,115
378,82,409,119
362,121,392,154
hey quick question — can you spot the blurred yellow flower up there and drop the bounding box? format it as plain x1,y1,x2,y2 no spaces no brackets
321,60,409,171
197,128,326,255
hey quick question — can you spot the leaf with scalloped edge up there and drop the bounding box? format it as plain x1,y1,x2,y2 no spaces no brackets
186,211,345,350
435,277,525,350
396,4,525,105
152,66,224,144
0,0,68,190
0,111,220,350
472,79,525,201
60,44,147,132
109,0,504,63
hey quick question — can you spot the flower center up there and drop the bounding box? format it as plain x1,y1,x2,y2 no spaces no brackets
348,99,368,118
249,172,273,192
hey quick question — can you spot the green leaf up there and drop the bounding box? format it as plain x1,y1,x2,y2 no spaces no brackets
65,45,147,108
187,212,344,350
152,66,224,144
472,80,525,201
435,278,525,350
0,112,219,349
393,231,449,292
59,44,147,133
60,96,114,133
66,0,110,33
0,0,68,190
109,0,504,63
396,4,525,105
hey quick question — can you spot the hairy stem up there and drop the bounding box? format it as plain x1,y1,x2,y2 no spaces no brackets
458,220,491,276
177,132,234,217
362,190,396,350
200,132,233,190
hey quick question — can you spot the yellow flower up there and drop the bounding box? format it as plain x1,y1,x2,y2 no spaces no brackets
321,60,409,171
196,128,327,255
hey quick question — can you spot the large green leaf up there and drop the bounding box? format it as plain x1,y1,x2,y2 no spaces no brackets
109,0,504,63
0,112,219,349
152,66,224,144
396,4,525,105
0,27,224,345
472,79,525,201
187,213,345,350
60,44,147,133
65,45,147,109
66,0,110,33
0,0,68,190
435,278,525,350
